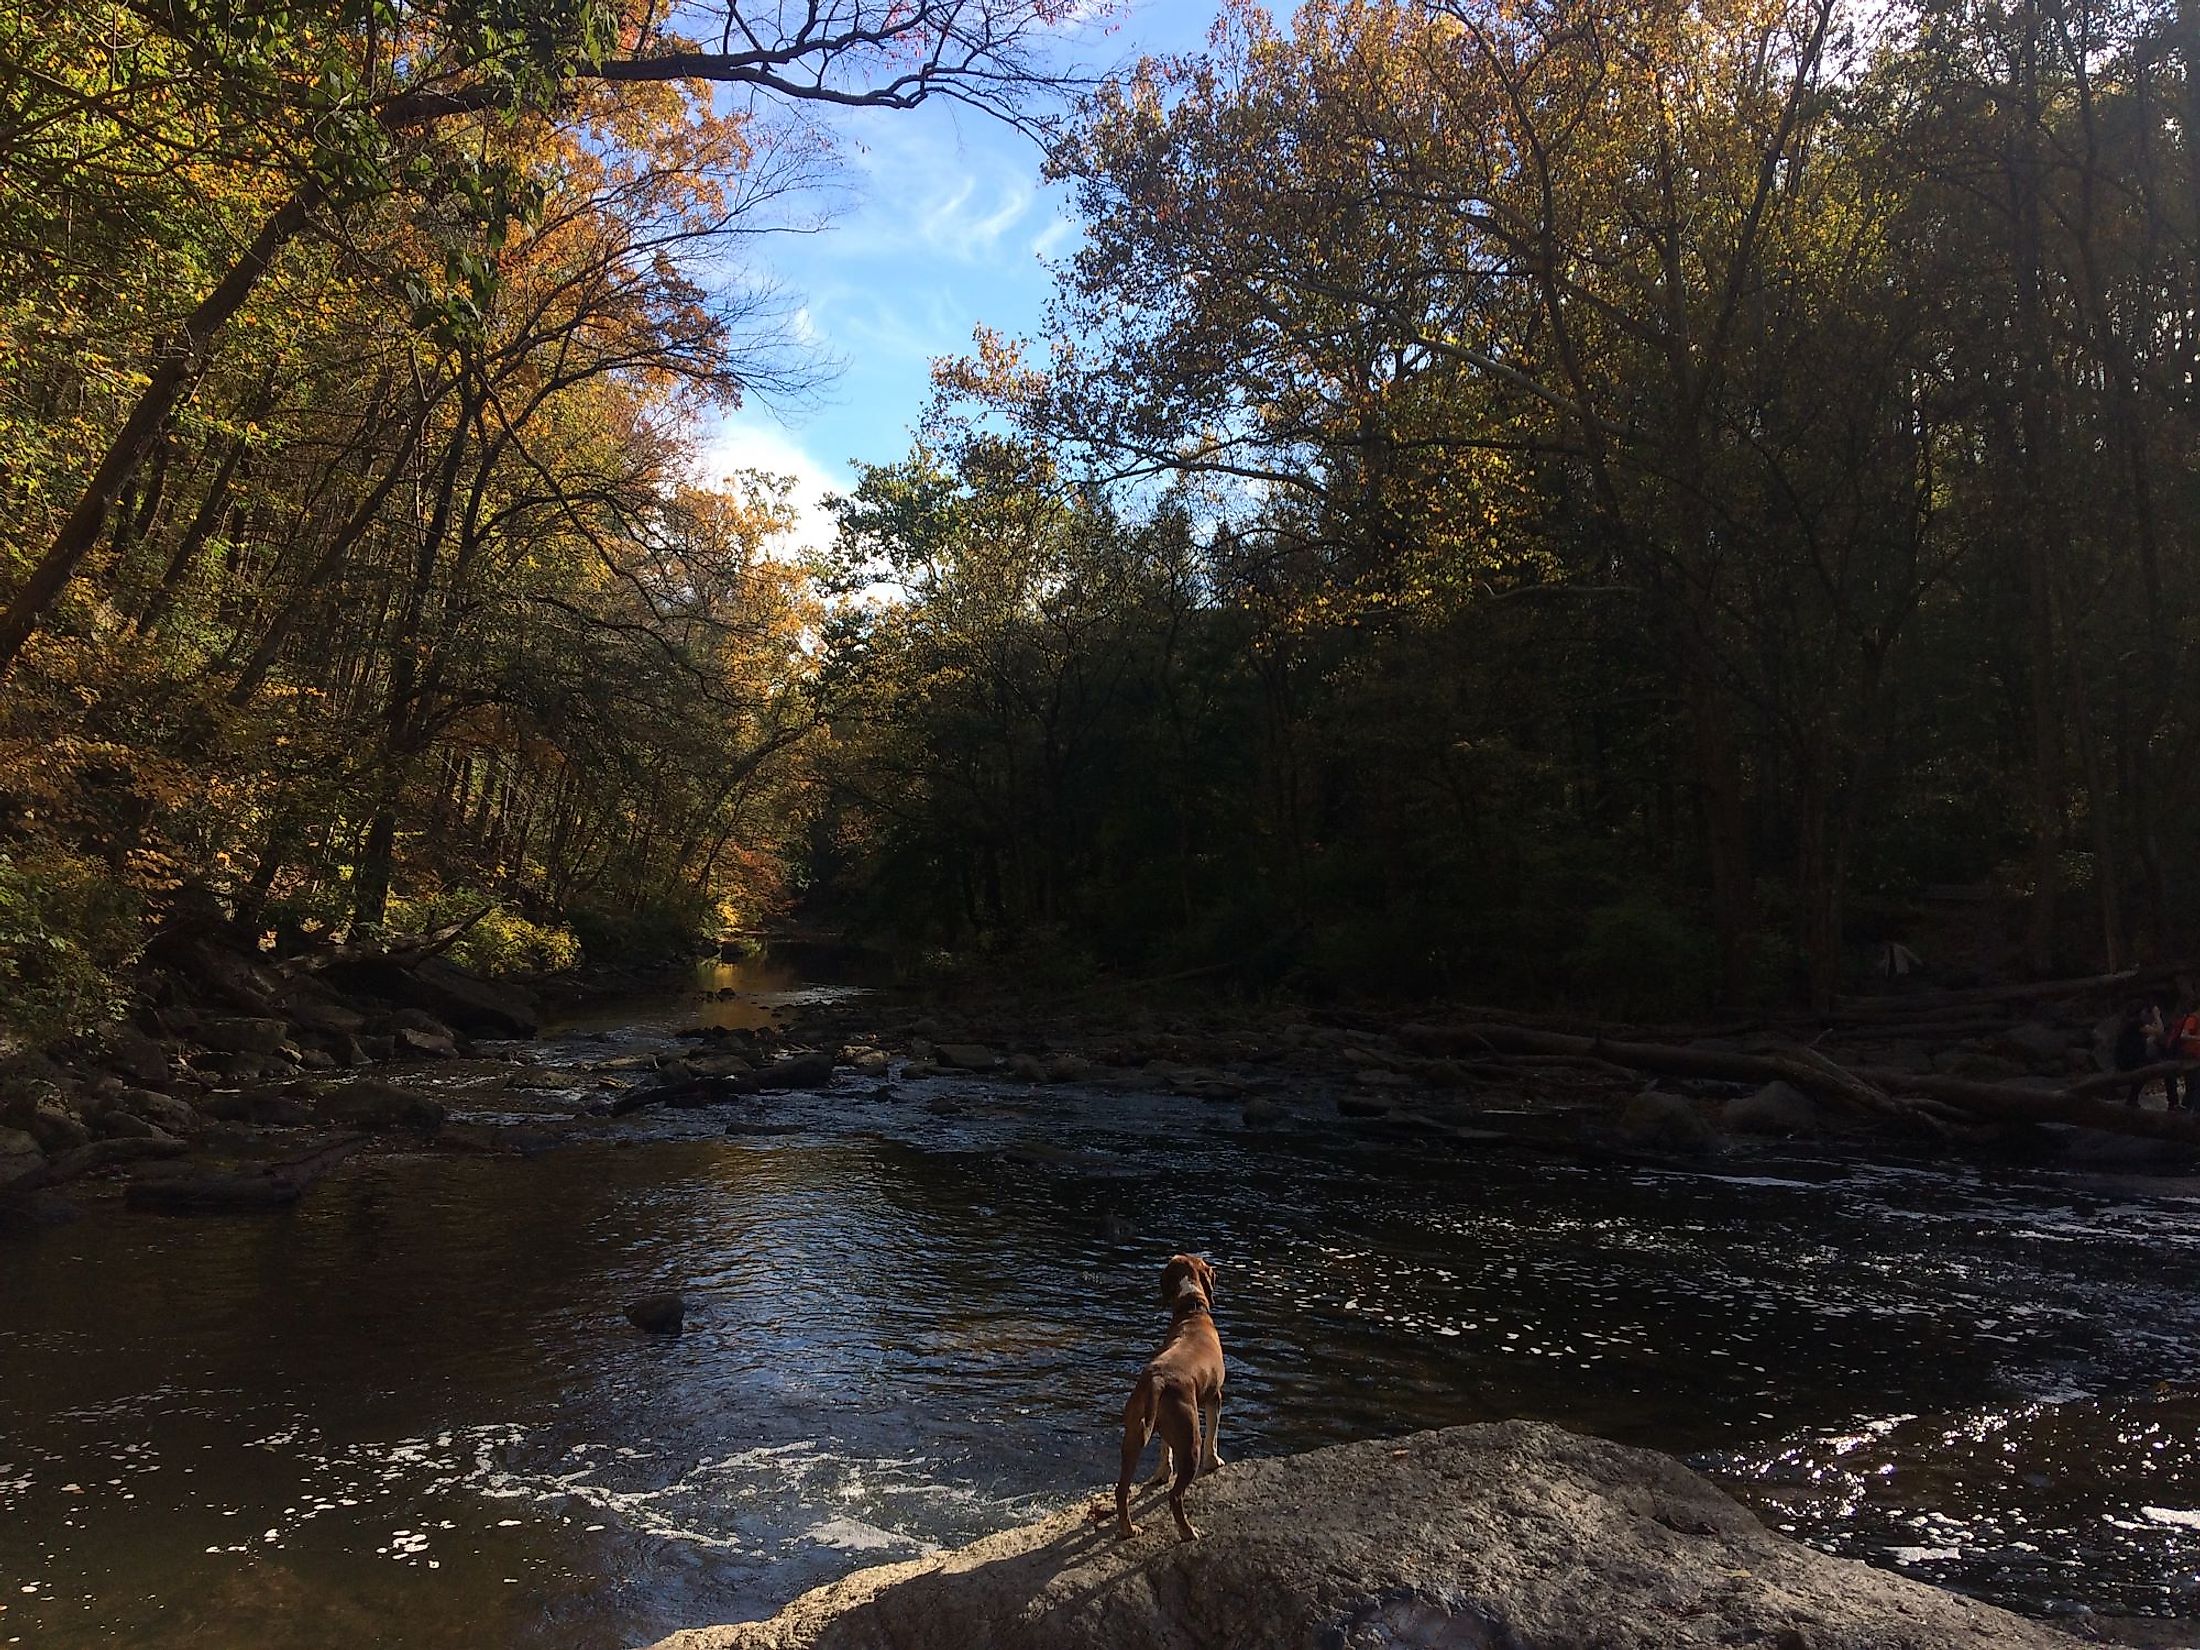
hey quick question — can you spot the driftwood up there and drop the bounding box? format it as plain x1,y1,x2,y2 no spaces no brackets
1399,1022,2200,1145
1830,962,2188,1020
2063,1058,2200,1100
290,907,494,974
1847,1066,2200,1141
5,1135,188,1194
124,1135,368,1215
1398,1023,1937,1131
1807,1016,2042,1043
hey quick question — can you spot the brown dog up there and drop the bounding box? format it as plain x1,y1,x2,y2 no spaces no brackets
1115,1253,1225,1541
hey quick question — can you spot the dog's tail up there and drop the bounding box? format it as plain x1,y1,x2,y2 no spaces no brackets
1115,1370,1159,1532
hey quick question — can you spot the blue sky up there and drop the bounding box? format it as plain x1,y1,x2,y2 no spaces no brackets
699,0,1220,554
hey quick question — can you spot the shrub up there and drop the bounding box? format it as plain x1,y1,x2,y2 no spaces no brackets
0,847,142,1044
385,889,580,977
565,891,715,973
1560,894,1718,1021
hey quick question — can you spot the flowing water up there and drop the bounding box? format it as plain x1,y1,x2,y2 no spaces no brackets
5,965,2200,1647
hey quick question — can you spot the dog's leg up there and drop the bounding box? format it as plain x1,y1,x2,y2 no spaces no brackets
1167,1414,1202,1542
1151,1387,1201,1542
1147,1440,1174,1486
1116,1378,1155,1539
1201,1390,1224,1473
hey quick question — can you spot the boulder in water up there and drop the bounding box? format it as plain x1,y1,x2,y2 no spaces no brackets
316,1079,446,1133
758,1052,836,1090
505,1067,592,1091
117,1089,201,1134
198,1017,291,1055
97,1109,168,1142
95,1022,172,1085
935,1044,1000,1072
0,1126,43,1183
689,1051,757,1079
325,954,540,1038
1618,1091,1721,1155
625,1292,686,1334
1933,1044,2028,1081
0,1188,78,1231
395,1025,459,1060
1990,1021,2075,1069
1720,1080,1820,1136
25,1100,91,1153
645,1422,2077,1650
399,956,541,1037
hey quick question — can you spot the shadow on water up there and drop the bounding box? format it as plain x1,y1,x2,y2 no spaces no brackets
5,977,2200,1645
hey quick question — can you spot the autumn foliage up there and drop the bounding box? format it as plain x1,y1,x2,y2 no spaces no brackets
0,0,1075,1032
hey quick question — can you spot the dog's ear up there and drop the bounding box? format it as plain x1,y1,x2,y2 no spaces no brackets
1160,1254,1188,1302
1192,1255,1216,1304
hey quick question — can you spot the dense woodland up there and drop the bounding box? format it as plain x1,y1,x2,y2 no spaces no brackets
4,0,2199,1037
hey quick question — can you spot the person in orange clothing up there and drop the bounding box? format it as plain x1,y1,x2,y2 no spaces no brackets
2166,998,2200,1111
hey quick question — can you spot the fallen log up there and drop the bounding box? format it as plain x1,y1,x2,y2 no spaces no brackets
2062,1058,2200,1100
1831,962,2187,1020
1785,1046,1956,1136
124,1136,368,1215
288,907,494,973
1397,1023,1938,1132
6,1135,189,1193
1805,1017,2044,1043
1399,1023,2200,1145
1848,1067,2200,1141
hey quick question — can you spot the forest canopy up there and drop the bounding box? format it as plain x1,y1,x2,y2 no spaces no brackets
3,0,2196,1034
811,0,2200,1012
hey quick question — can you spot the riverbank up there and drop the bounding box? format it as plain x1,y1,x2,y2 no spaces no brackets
8,928,2199,1230
756,969,2200,1176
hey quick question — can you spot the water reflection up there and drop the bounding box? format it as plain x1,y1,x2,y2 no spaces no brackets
551,956,863,1036
4,1010,2200,1646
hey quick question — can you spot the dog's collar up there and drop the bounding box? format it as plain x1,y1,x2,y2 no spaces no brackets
1170,1295,1212,1319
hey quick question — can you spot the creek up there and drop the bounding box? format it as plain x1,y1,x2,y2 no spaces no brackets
3,963,2198,1646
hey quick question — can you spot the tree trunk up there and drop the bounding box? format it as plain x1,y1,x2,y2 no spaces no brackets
2010,0,2065,977
1796,762,1841,1012
136,438,248,638
1689,657,1755,1003
351,802,398,933
0,186,319,681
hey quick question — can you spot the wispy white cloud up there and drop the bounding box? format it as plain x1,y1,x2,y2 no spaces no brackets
1031,215,1077,261
697,418,848,559
821,106,1051,267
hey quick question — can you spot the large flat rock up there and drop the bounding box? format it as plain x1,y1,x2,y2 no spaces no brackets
647,1421,2078,1650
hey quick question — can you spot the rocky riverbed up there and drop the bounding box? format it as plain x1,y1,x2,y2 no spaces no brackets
6,918,2194,1233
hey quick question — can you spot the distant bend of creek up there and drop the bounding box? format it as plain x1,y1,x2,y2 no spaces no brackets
4,959,2200,1647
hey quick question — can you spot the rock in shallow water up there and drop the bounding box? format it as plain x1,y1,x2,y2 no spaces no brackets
197,1016,292,1056
1618,1090,1722,1155
934,1044,1000,1072
758,1052,836,1090
645,1422,2082,1650
0,1126,43,1182
625,1292,686,1334
1720,1079,1820,1136
315,1079,446,1133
